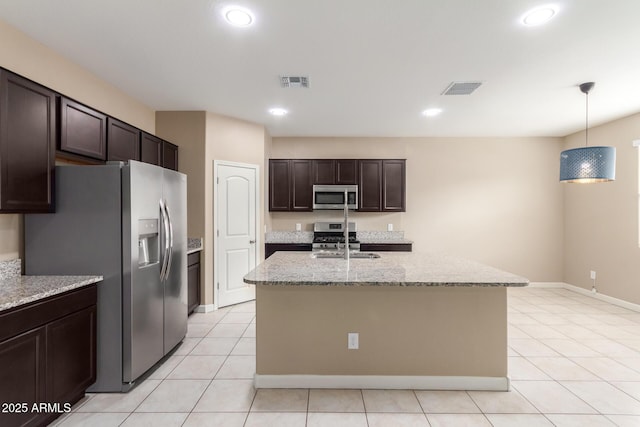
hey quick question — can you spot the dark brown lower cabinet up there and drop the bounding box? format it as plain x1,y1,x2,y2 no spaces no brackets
265,243,313,258
359,243,412,252
0,284,98,427
188,252,201,315
0,328,46,427
46,306,96,406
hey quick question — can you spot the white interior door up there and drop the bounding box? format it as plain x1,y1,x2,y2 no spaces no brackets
216,161,258,308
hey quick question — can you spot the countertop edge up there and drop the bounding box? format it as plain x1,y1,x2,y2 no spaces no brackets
246,279,528,287
0,275,103,313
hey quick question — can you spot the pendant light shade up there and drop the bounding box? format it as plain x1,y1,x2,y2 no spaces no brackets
559,146,616,183
559,82,616,183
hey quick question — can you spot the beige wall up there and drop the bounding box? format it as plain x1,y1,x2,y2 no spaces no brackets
0,19,156,262
156,111,268,306
563,112,640,303
270,137,565,282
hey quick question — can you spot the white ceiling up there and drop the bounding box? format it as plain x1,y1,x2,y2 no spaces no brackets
1,0,640,137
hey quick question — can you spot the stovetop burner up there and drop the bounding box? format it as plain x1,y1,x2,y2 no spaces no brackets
312,221,360,250
313,235,359,244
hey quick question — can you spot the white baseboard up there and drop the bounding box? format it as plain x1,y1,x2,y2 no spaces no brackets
254,374,510,391
195,304,215,313
528,282,640,313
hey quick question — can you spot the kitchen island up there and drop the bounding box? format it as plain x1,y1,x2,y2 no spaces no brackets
244,251,528,391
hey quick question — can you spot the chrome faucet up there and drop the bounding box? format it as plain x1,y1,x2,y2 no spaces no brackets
344,190,350,261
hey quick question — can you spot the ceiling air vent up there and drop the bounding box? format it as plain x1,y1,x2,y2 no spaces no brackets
280,76,309,88
442,81,482,95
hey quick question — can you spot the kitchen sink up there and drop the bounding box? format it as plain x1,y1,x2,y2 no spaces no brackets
311,252,381,259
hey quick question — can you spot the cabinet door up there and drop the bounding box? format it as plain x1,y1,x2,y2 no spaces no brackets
187,253,201,315
382,159,406,212
162,140,179,171
269,160,291,211
0,70,56,213
60,97,107,160
46,306,96,405
107,117,140,161
0,327,47,427
358,160,382,211
336,159,359,184
140,132,162,166
291,160,313,211
312,159,335,184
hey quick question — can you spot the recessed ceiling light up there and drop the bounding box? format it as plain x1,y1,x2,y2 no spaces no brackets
422,108,443,117
223,6,254,27
521,5,558,26
269,108,288,116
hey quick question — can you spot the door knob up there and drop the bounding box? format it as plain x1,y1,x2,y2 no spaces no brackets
249,240,256,244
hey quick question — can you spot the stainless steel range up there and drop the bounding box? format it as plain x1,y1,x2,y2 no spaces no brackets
312,222,360,251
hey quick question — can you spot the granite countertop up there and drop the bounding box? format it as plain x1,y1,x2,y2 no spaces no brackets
0,275,103,313
244,251,528,287
188,237,203,254
0,259,102,312
264,230,413,245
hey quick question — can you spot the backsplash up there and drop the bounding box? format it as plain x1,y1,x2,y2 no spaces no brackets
0,259,21,279
265,230,409,244
265,231,314,244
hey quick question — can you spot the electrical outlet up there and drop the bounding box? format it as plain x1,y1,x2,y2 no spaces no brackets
387,223,393,231
348,332,359,349
590,270,596,280
295,223,301,232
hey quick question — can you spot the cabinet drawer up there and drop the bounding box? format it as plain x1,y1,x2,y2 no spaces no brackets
188,251,201,267
359,243,412,252
0,285,97,342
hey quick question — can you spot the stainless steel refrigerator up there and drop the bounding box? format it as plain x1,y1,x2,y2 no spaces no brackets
25,160,187,392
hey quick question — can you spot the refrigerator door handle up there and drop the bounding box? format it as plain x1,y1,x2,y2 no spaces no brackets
164,200,174,279
159,199,170,281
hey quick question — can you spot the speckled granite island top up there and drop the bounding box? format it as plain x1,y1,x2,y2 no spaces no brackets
244,251,528,287
0,275,103,312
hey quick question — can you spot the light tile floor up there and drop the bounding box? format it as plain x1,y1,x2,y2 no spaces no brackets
52,287,640,426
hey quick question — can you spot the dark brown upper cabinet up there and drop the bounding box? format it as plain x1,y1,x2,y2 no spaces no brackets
312,159,359,185
358,160,383,211
140,132,162,166
382,159,406,211
291,160,313,211
60,97,107,161
0,69,56,213
269,159,313,212
359,159,406,212
269,158,404,212
335,159,359,184
162,140,179,171
312,159,336,184
269,159,291,211
107,117,140,162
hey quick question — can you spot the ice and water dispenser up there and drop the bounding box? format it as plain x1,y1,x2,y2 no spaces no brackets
138,219,159,266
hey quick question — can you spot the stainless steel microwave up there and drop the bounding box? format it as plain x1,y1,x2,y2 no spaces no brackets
312,185,358,210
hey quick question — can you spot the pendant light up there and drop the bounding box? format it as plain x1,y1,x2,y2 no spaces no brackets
559,82,616,183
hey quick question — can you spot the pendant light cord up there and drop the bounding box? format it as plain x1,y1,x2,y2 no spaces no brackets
585,90,589,147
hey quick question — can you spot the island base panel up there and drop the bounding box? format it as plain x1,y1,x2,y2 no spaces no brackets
256,285,507,390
